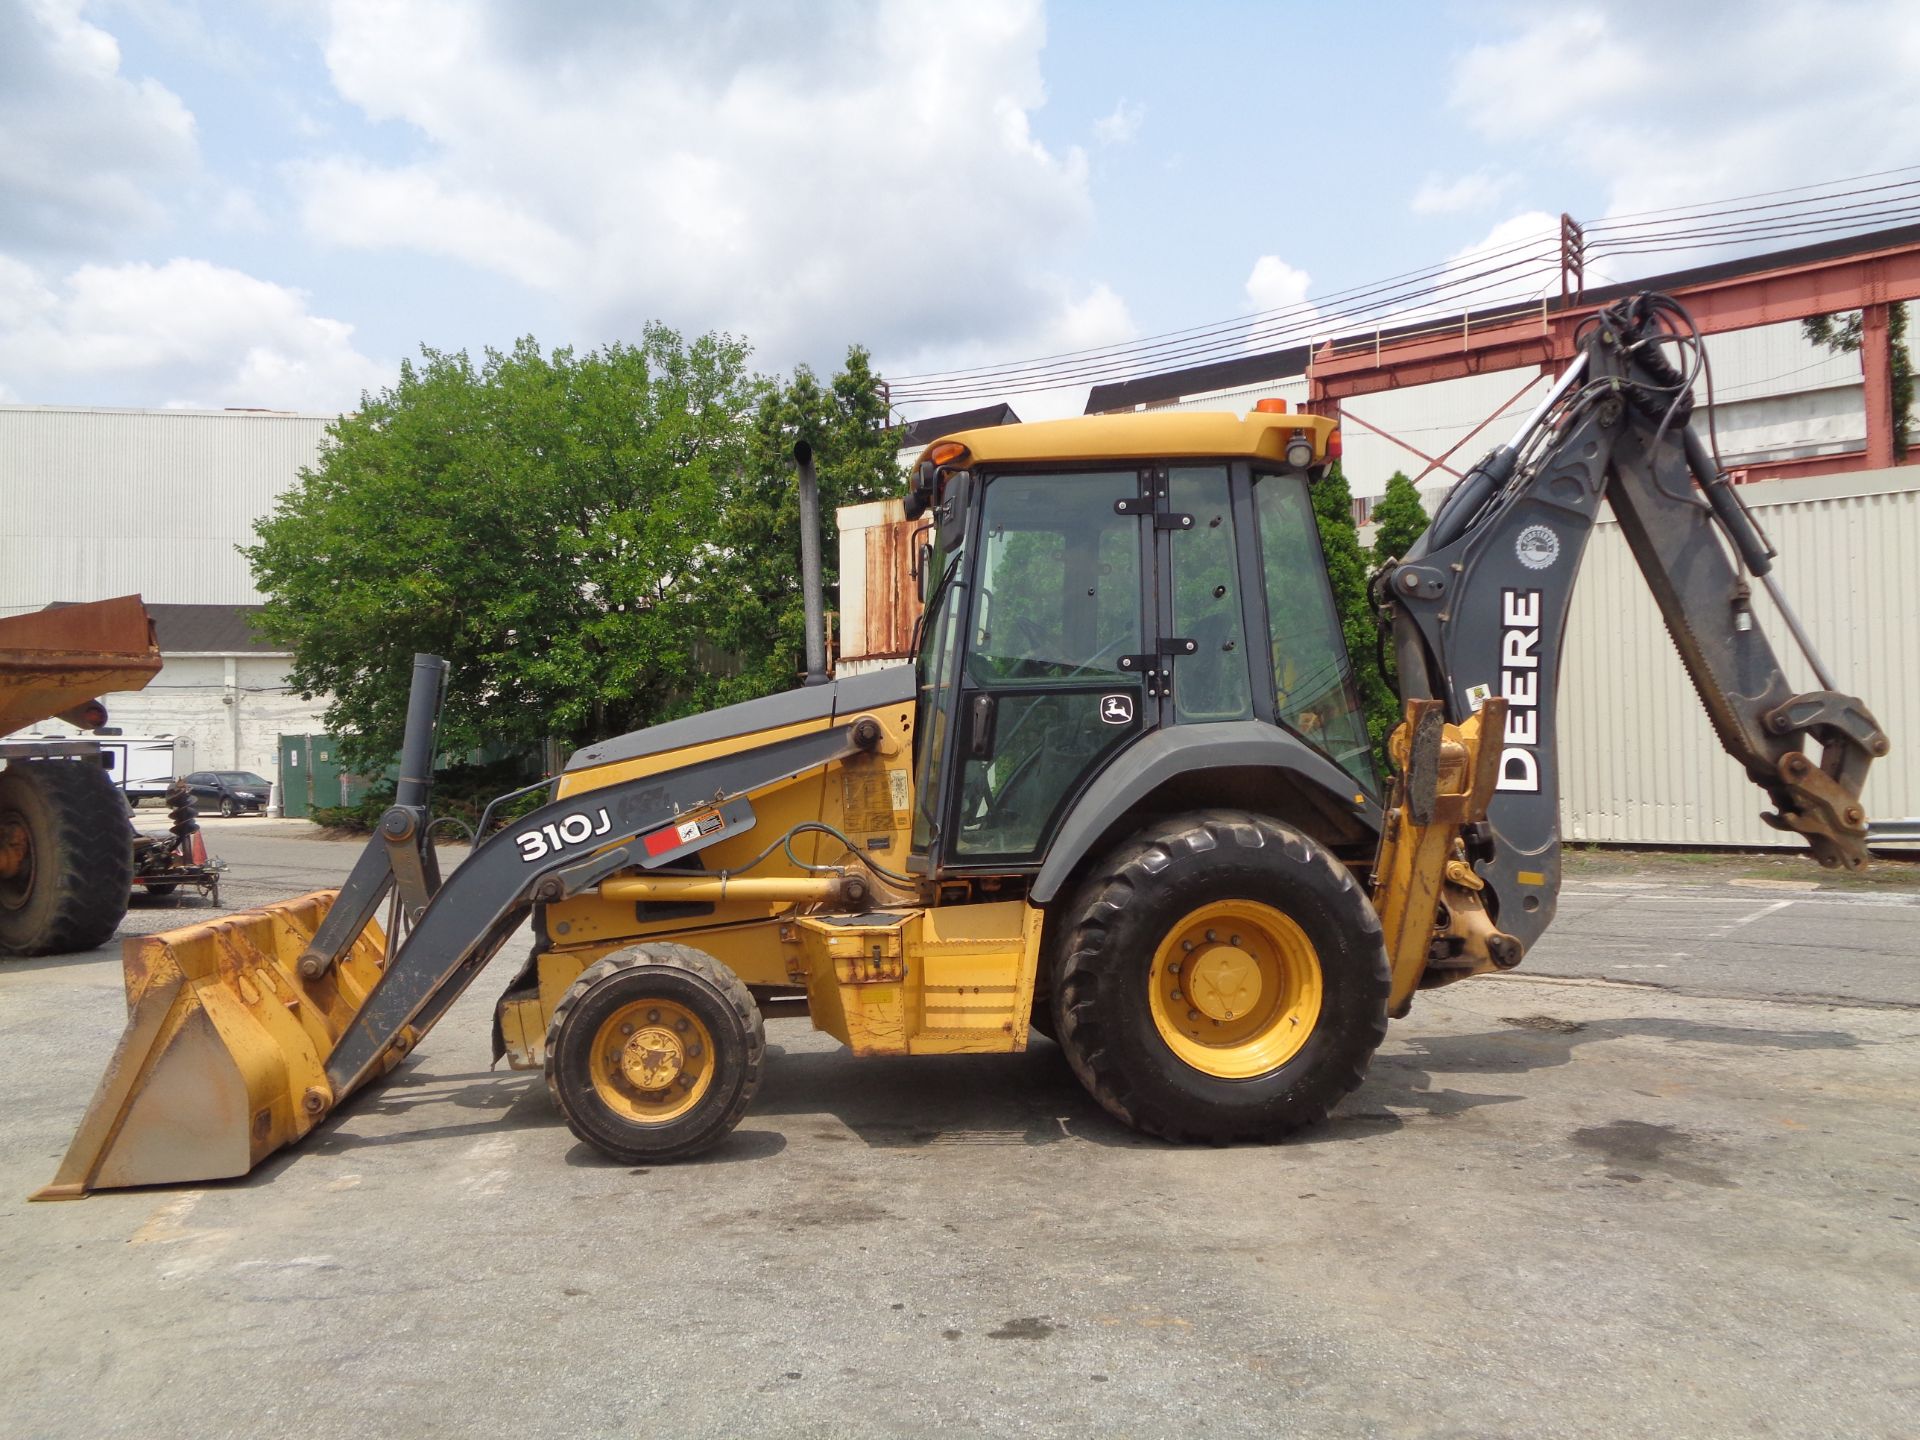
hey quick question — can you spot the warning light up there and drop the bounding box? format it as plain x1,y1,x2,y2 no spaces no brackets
1253,398,1289,414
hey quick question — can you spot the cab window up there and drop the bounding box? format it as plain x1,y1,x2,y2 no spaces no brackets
1252,474,1377,791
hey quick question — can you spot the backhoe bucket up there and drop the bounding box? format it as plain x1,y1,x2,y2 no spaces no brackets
33,891,394,1199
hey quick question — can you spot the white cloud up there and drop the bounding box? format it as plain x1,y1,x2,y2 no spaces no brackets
1245,255,1313,314
1450,3,1920,232
301,0,1103,371
0,0,198,254
1411,171,1513,216
295,159,581,291
0,257,390,411
1093,100,1144,146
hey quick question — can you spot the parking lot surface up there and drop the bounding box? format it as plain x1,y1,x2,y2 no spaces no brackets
3,828,1916,1438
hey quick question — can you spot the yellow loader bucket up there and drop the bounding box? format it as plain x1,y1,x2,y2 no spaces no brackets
34,891,395,1199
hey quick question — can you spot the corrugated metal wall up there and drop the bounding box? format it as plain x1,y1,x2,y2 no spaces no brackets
0,404,333,613
1560,468,1918,845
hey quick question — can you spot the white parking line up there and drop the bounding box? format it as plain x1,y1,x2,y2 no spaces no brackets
1708,898,1795,938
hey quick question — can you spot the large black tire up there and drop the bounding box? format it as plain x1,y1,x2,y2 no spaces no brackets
1052,809,1389,1143
544,943,764,1163
0,761,135,957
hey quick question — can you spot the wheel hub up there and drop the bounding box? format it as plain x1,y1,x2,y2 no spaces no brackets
1187,944,1262,1021
1150,900,1324,1079
621,1026,685,1091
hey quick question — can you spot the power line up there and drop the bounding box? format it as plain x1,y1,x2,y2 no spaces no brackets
886,165,1920,408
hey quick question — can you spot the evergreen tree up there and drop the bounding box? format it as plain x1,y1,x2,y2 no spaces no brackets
1309,462,1398,767
1370,470,1430,565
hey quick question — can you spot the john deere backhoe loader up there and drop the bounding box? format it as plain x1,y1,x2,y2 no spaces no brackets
37,293,1888,1197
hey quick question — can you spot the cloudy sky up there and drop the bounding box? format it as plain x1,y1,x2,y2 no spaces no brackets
2,0,1916,419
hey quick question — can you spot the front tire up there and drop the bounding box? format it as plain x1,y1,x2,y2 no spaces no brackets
0,761,135,957
1053,810,1388,1143
544,943,765,1163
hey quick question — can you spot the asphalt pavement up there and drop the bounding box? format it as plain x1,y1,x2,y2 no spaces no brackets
2,826,1915,1439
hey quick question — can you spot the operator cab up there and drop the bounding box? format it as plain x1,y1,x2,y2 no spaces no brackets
905,407,1377,879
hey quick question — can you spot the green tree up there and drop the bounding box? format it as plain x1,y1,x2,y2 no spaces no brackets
694,347,899,708
1370,469,1430,565
1309,462,1398,764
1802,304,1913,459
247,326,763,772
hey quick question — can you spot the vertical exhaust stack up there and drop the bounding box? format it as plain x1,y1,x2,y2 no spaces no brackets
794,440,830,687
395,653,450,808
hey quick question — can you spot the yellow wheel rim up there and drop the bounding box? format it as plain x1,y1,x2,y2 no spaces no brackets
1148,900,1323,1079
586,999,716,1125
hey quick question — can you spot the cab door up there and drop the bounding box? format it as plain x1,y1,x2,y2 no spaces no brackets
937,468,1152,868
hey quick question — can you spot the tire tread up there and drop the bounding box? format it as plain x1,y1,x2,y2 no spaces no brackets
1053,808,1388,1143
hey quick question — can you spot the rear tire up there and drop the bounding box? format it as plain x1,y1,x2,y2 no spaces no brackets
1052,809,1388,1142
544,943,764,1163
0,761,135,957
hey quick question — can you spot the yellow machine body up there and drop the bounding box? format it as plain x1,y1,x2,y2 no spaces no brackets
492,690,1045,1069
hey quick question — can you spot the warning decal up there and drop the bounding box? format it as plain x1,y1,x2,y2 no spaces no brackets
840,768,906,833
642,809,724,857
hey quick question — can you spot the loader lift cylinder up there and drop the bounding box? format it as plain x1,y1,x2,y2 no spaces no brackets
396,653,450,807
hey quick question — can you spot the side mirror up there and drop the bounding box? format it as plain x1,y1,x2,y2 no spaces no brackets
935,470,970,554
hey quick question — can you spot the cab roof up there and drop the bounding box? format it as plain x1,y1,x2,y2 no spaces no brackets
912,407,1336,469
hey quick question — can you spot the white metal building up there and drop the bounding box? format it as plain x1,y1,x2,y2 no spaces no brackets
1,404,338,785
16,605,329,786
0,403,334,609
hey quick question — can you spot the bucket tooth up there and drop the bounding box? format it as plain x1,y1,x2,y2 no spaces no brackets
32,891,391,1199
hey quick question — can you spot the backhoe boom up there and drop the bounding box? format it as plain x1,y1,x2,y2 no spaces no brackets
1381,293,1888,963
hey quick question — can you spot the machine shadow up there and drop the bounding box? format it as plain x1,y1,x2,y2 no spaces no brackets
245,1010,1869,1179
747,1028,1157,1151
1304,1011,1865,1142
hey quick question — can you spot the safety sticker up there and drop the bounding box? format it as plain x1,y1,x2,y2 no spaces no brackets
887,768,912,813
642,809,723,857
1465,683,1493,713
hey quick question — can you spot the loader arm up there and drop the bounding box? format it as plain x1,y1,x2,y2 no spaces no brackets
1380,293,1889,965
35,671,877,1197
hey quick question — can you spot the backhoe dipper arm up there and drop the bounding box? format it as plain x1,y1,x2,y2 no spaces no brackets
1381,293,1889,960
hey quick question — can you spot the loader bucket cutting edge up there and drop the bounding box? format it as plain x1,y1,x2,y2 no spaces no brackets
32,891,395,1199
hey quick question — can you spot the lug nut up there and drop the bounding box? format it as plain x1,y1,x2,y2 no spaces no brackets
621,1023,634,1036
1170,989,1183,1002
647,1009,661,1024
1187,1009,1201,1022
1168,962,1181,975
687,1043,702,1058
1205,930,1217,943
1229,935,1241,947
